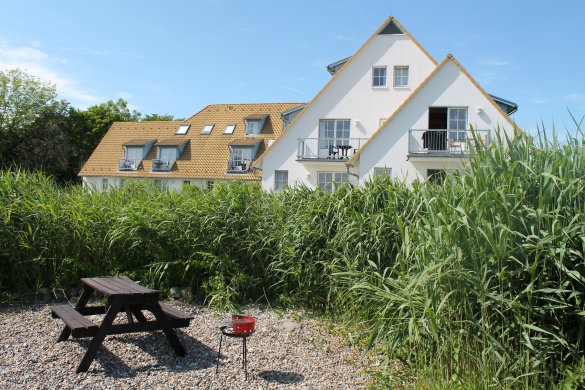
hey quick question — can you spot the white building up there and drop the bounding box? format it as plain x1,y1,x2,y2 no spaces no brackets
80,17,517,192
254,17,517,191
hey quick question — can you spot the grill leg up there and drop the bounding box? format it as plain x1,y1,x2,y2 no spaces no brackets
243,336,247,380
216,334,223,375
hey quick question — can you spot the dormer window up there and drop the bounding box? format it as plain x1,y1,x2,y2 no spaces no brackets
119,139,155,171
227,138,263,173
244,114,268,135
245,120,260,135
201,124,214,135
152,138,189,172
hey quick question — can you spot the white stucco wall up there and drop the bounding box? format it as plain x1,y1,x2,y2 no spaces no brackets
260,32,436,191
355,59,516,184
82,176,218,191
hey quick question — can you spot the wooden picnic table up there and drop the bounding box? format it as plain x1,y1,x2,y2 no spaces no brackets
50,276,193,373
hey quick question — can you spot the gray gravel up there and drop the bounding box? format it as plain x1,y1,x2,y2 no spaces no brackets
0,301,370,389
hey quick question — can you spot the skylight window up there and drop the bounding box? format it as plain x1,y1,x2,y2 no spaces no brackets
201,124,214,134
224,124,236,134
175,125,190,135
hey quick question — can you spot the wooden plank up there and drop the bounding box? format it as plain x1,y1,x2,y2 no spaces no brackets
115,276,157,294
81,277,121,295
107,277,156,295
50,305,98,332
159,302,194,320
81,276,157,296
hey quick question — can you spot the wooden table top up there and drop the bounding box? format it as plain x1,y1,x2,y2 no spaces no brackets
80,276,158,296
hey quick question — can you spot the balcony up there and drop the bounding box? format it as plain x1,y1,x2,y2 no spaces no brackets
226,159,251,174
408,129,490,156
118,159,141,171
297,138,367,160
152,159,176,172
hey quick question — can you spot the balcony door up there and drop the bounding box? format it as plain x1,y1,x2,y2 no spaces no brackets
319,119,350,157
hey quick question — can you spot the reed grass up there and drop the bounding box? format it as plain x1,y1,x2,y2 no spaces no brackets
0,127,583,387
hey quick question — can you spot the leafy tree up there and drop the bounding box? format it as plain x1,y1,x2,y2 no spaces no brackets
142,113,177,121
0,69,64,163
69,98,141,169
13,101,72,178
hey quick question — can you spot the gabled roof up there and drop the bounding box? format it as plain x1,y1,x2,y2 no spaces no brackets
156,138,189,146
122,139,156,146
347,54,520,166
253,16,437,168
229,138,263,146
79,103,302,180
489,94,518,115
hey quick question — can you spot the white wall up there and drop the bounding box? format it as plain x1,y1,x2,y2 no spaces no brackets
81,176,219,191
261,32,436,191
356,59,515,183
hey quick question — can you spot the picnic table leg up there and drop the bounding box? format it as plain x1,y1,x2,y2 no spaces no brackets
76,299,122,373
148,303,186,356
58,287,94,342
130,306,148,322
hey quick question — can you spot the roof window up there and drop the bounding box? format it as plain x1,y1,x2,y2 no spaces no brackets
224,124,236,134
175,125,190,135
201,124,214,135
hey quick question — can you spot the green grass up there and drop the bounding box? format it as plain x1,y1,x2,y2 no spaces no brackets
1,128,584,388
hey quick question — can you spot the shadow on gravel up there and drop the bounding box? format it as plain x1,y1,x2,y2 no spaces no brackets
75,330,217,378
258,370,304,384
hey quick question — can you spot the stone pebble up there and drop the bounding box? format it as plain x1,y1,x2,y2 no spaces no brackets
0,302,370,389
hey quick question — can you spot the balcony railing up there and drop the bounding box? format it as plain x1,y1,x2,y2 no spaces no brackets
408,129,490,156
118,159,141,171
297,138,367,160
226,159,251,173
152,159,176,172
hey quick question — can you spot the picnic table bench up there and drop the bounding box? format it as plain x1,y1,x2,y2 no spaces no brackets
50,276,193,373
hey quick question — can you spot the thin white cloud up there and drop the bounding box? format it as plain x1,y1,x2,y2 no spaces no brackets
64,46,143,60
284,86,305,95
0,41,103,108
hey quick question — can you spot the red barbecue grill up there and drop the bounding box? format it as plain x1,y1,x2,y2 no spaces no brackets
216,314,256,380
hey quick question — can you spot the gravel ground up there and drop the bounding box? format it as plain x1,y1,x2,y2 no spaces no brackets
0,301,371,389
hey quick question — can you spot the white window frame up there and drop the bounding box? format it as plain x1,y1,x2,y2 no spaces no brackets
274,170,288,192
317,171,348,192
372,66,387,87
224,124,236,134
102,178,109,190
201,124,214,134
245,120,261,135
393,66,409,87
175,125,190,135
319,119,351,151
448,107,468,141
154,179,169,191
207,181,215,190
373,167,392,178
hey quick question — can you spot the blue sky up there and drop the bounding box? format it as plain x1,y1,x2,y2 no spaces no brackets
1,0,584,132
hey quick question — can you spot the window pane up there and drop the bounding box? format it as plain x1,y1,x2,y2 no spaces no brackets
127,147,142,160
275,170,288,191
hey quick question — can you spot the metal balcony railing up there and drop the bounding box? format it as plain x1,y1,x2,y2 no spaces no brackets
152,159,176,172
408,129,491,156
226,159,251,173
297,138,368,160
118,159,141,171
